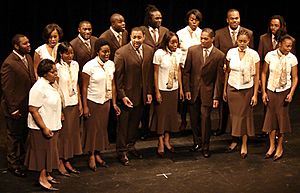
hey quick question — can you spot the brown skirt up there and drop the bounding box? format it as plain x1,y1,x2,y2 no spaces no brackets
150,90,180,135
262,89,291,133
58,105,82,160
227,85,255,137
82,100,110,153
25,129,59,172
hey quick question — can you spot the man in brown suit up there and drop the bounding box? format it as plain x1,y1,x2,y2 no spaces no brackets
70,20,98,88
139,4,169,140
99,13,128,143
213,9,254,149
114,27,154,165
183,28,224,158
99,13,128,61
1,34,36,176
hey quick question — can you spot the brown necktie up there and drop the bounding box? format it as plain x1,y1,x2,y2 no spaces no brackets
84,41,91,52
231,31,237,46
204,49,209,63
118,34,123,46
136,49,143,61
151,29,157,43
21,57,28,68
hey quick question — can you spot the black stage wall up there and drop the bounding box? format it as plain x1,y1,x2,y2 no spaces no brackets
1,0,299,64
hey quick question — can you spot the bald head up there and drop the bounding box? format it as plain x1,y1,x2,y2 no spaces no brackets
110,13,126,32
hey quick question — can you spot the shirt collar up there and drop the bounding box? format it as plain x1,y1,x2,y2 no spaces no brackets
228,26,240,34
13,50,26,60
203,45,213,53
78,34,90,44
130,42,143,51
149,26,158,32
110,26,122,38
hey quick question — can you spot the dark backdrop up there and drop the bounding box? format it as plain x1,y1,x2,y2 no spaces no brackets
1,0,299,64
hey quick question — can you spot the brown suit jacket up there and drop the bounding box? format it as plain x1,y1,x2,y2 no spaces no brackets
99,29,128,61
70,35,98,72
258,33,296,63
1,52,36,117
140,26,169,50
114,43,154,107
183,45,225,106
214,26,254,54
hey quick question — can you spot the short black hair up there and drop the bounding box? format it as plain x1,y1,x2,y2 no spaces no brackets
94,38,110,53
37,59,55,77
186,9,203,24
11,34,26,48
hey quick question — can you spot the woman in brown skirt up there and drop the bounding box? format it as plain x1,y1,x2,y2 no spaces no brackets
261,34,298,161
81,39,120,171
25,59,62,191
223,30,260,159
55,42,83,176
151,31,184,157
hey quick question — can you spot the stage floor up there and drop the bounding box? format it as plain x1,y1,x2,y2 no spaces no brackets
1,91,300,193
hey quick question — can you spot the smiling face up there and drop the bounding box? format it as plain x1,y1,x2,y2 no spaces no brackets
98,45,110,62
61,46,74,64
78,22,92,40
130,30,145,49
227,10,240,30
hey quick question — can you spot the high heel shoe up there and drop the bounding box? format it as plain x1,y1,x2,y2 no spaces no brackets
225,143,238,153
39,180,59,191
264,149,275,159
164,144,175,153
88,159,96,172
97,160,109,168
66,167,80,174
156,149,164,158
47,176,60,184
58,170,71,177
240,153,247,159
273,152,283,161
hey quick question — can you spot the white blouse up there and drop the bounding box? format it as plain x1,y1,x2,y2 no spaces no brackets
176,26,202,65
82,57,115,104
226,47,260,90
28,77,62,131
56,60,79,106
153,48,182,91
35,44,58,62
265,49,298,92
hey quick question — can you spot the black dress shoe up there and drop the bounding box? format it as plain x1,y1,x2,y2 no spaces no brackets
129,149,143,159
9,168,26,177
212,130,224,136
190,144,201,152
202,150,211,158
